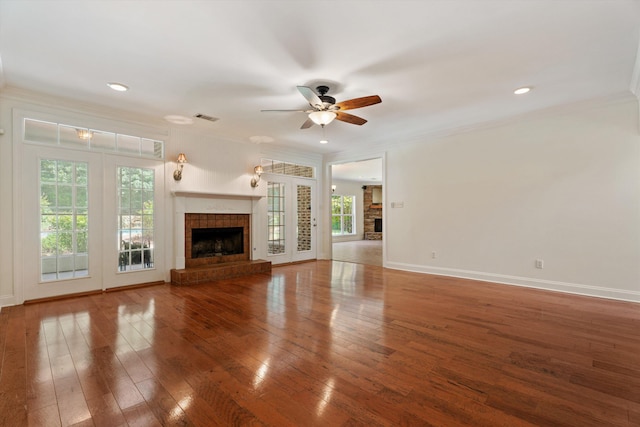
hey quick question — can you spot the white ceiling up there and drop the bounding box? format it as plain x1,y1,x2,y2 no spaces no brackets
332,158,383,183
1,1,639,157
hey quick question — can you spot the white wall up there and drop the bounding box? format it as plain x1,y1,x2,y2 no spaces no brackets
331,179,365,242
384,97,640,301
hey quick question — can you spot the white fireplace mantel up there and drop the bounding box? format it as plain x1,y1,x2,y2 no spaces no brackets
171,190,264,199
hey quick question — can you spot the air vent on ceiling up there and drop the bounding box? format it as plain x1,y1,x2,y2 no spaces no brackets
193,113,219,123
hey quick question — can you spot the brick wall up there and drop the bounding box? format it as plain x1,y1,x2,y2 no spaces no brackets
297,185,312,251
363,185,382,240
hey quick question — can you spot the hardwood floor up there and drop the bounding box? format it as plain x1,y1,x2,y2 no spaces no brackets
1,260,638,426
332,240,382,266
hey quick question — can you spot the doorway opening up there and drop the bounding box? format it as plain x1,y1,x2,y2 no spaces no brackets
330,158,383,267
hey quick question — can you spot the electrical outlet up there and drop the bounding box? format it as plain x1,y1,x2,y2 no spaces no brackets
535,259,544,269
431,251,437,259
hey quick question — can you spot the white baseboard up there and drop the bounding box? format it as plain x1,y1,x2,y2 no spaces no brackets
385,261,640,303
0,295,17,309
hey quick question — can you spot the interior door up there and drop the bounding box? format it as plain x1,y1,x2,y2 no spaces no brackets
266,176,316,264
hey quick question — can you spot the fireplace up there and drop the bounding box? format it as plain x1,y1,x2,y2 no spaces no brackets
192,227,243,258
184,213,250,268
374,218,382,233
170,194,271,286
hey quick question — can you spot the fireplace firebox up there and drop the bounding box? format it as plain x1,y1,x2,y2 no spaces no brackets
184,213,250,268
192,227,243,258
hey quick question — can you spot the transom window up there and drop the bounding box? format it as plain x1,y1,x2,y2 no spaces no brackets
24,118,164,159
260,159,314,178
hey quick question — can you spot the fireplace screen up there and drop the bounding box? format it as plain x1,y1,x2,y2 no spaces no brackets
192,227,244,258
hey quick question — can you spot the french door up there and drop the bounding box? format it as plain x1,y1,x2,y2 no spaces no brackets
265,176,316,264
21,146,164,301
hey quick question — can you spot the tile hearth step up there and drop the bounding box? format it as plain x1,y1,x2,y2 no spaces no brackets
170,259,271,286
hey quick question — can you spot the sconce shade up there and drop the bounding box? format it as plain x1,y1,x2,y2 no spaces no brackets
308,111,337,126
173,153,187,181
251,164,263,188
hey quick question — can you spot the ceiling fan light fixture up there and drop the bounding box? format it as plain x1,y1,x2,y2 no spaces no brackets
308,111,337,126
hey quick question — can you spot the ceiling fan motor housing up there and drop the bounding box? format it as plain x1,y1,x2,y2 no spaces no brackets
316,85,336,108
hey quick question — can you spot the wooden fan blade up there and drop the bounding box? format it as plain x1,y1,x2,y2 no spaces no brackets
300,118,315,129
335,111,367,125
297,86,322,108
335,95,382,111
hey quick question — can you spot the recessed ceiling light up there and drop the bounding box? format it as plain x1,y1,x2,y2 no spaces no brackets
107,82,129,92
319,140,329,144
514,87,531,95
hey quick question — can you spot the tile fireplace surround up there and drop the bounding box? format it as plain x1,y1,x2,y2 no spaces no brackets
170,192,271,286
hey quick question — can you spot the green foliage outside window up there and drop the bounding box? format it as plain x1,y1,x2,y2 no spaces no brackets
332,194,355,236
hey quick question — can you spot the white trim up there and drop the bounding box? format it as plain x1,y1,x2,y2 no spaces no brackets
386,261,640,303
630,35,640,99
2,86,169,131
172,190,264,199
12,109,25,305
0,295,17,308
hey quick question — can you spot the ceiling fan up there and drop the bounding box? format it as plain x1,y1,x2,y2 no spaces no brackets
262,85,382,129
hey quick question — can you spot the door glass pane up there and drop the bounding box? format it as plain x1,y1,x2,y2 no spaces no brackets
296,184,312,252
267,182,285,255
117,166,154,271
40,159,89,281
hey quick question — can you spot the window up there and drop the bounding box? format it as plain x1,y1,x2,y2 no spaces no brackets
268,182,286,254
260,159,314,178
24,118,164,159
332,195,355,236
40,159,89,281
117,167,154,271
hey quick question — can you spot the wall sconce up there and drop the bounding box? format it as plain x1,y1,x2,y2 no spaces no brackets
173,153,187,181
251,165,264,187
331,184,336,193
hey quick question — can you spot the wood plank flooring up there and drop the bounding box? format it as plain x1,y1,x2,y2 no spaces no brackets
332,240,382,266
1,260,638,426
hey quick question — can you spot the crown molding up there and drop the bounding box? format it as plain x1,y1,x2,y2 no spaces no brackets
1,86,168,130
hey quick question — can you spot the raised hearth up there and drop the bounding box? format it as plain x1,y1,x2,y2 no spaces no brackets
171,260,271,286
